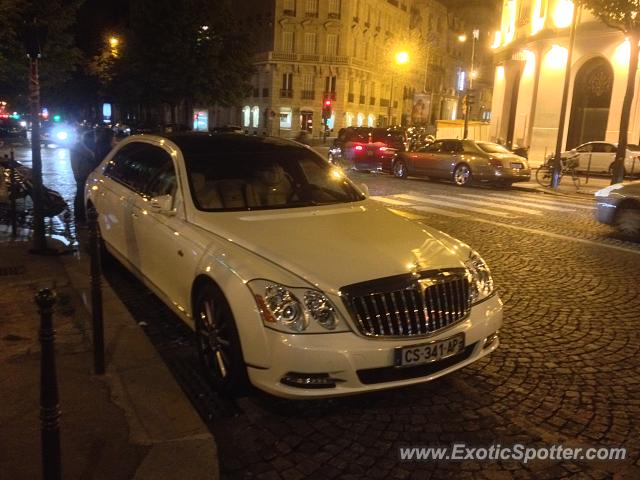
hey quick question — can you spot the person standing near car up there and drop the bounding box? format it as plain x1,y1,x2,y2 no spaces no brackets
69,127,96,223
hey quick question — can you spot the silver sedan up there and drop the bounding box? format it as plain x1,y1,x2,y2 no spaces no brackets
392,139,531,187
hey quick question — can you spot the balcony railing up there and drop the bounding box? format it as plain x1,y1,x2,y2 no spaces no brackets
359,95,366,104
369,96,376,105
323,91,337,101
322,55,349,64
283,9,295,16
280,89,293,98
305,11,318,18
300,54,320,62
328,12,340,19
272,52,297,61
301,90,315,100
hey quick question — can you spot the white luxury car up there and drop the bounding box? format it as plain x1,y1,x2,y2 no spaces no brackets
85,133,503,399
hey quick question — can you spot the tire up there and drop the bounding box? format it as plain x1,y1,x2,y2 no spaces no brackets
535,165,553,187
393,159,408,178
328,153,336,165
609,162,628,177
453,163,472,187
615,207,640,240
194,283,248,394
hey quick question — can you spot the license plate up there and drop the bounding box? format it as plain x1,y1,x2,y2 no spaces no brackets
394,333,465,367
510,162,524,169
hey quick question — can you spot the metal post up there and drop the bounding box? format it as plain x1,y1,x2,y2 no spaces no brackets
9,151,17,237
29,55,47,252
36,288,61,480
88,205,105,374
552,5,579,190
463,30,477,140
585,153,592,184
388,75,394,126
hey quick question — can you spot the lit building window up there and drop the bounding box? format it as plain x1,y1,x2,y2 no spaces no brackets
357,113,364,126
367,114,375,127
283,31,294,53
280,108,292,129
251,106,260,128
242,106,250,127
304,32,317,54
345,112,354,126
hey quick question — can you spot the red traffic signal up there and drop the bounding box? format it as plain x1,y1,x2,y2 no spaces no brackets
322,99,333,119
324,99,332,107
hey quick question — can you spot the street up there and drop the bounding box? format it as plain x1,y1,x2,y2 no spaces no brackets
6,145,640,479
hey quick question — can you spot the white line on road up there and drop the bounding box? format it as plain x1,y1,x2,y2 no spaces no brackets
503,192,595,210
370,196,412,206
430,194,543,215
395,194,515,218
459,193,576,212
411,205,468,218
386,208,428,220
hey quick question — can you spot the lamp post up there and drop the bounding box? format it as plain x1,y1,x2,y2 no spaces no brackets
459,30,479,140
388,50,409,127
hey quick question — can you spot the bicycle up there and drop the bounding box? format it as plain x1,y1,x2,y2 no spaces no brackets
535,157,581,189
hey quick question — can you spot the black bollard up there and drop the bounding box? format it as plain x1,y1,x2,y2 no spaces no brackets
36,288,61,480
8,151,17,237
87,205,105,374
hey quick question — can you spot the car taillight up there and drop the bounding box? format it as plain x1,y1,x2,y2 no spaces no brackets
379,146,388,152
488,158,503,168
354,145,364,151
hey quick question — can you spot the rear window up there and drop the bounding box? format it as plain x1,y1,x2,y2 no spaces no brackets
627,144,640,151
476,142,511,154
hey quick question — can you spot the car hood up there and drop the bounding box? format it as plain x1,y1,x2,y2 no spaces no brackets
192,201,469,292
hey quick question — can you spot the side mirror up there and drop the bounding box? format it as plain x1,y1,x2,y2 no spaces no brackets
359,183,369,198
150,194,175,216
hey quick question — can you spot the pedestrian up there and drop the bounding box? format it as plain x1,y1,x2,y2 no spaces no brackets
93,127,115,167
69,128,95,223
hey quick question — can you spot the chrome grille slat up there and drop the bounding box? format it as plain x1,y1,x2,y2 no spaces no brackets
343,270,472,338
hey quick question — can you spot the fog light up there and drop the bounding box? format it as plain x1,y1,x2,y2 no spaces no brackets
280,372,341,389
483,331,500,349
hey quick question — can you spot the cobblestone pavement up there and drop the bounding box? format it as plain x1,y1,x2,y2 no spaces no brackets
8,145,639,479
98,172,640,479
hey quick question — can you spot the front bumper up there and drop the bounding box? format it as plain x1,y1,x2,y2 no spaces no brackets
247,294,503,398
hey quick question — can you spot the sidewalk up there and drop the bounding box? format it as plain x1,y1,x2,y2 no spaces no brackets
0,229,218,479
513,175,612,197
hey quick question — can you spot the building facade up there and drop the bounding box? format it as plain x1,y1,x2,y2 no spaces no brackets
491,0,639,164
204,0,468,138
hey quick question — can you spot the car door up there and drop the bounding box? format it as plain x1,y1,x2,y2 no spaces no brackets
409,141,443,176
127,142,195,309
589,142,615,173
432,140,463,178
99,142,148,261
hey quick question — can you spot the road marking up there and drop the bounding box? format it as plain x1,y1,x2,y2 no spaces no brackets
395,194,515,218
387,208,427,220
412,205,468,218
430,194,543,215
370,196,412,206
459,193,576,212
505,192,595,210
447,216,640,255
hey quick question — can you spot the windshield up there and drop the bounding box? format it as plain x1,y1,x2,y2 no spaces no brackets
627,144,640,151
476,142,512,154
184,146,365,211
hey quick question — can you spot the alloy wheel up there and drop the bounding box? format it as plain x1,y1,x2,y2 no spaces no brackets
393,159,407,178
453,164,472,186
615,207,640,240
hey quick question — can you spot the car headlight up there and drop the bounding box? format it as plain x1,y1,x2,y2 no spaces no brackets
465,251,494,304
247,279,349,333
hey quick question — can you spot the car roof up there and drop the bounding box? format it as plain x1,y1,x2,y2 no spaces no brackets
134,132,307,154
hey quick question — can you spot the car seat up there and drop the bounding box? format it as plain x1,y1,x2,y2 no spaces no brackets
245,164,293,207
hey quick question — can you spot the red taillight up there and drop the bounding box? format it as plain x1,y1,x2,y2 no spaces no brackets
354,145,364,152
488,158,502,168
379,146,388,152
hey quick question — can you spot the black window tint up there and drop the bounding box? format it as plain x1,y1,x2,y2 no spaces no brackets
576,144,592,153
442,140,462,153
589,143,604,153
603,144,616,153
424,141,443,152
104,142,174,196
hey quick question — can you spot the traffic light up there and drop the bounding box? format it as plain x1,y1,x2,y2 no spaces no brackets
466,89,476,106
53,114,61,122
322,99,332,120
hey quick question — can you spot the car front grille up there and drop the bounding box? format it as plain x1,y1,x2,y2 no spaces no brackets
341,269,472,338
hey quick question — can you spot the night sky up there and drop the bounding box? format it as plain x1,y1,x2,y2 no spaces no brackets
75,0,129,55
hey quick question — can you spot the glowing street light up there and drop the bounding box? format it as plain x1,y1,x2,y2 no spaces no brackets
459,30,479,139
109,36,119,48
388,50,410,126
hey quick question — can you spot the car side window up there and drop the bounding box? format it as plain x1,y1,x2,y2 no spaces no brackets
576,144,592,153
604,144,617,153
104,142,175,197
424,141,443,153
441,140,462,153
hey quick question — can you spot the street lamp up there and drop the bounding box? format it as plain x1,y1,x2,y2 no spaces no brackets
388,50,410,127
108,35,120,57
459,29,479,139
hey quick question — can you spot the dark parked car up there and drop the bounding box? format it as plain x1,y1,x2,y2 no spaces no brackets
595,180,640,239
0,117,28,145
392,139,531,187
328,127,406,172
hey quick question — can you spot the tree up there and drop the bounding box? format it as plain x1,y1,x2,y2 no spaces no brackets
0,0,84,111
109,0,254,124
577,0,640,184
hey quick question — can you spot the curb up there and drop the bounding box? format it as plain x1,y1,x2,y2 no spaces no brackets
59,241,219,479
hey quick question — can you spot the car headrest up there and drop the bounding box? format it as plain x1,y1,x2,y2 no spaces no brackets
254,164,286,186
191,173,205,192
